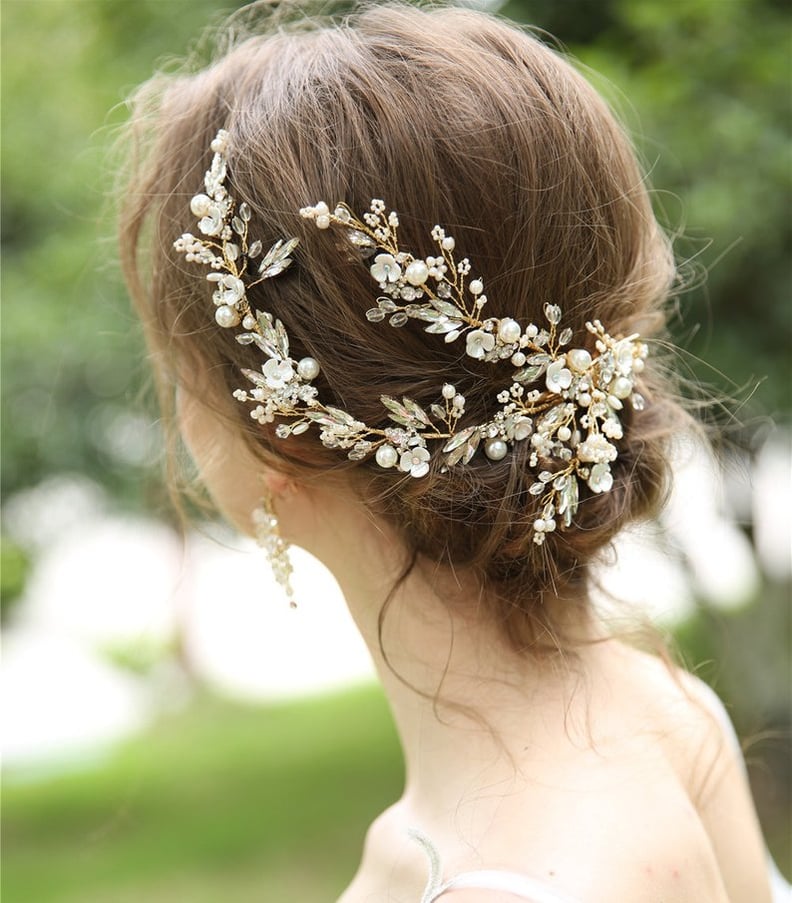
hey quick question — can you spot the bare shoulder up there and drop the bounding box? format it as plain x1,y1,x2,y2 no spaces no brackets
339,647,774,903
608,644,773,903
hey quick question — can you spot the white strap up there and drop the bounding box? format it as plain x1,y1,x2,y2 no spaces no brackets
409,828,579,903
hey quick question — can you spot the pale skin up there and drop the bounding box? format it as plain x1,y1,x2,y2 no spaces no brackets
179,391,773,903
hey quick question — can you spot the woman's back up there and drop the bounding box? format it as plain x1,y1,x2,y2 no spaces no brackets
340,643,769,902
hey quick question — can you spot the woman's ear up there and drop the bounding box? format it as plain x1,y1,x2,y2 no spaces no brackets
261,472,298,497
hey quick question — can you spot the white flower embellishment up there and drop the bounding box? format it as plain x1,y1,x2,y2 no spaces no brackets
545,358,573,393
263,359,295,389
587,463,614,494
370,253,401,284
399,446,432,478
465,329,496,360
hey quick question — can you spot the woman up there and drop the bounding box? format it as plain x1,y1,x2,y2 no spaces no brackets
120,3,785,900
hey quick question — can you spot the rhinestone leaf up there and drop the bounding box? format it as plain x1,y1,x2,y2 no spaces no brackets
409,308,444,322
347,230,376,248
251,335,280,359
513,364,546,384
402,397,432,427
425,319,464,334
241,368,267,387
460,430,481,464
443,425,478,454
429,298,460,317
381,395,412,421
259,238,299,279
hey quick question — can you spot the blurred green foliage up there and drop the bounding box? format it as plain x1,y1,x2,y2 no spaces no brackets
1,0,790,512
0,536,30,620
1,0,240,508
3,685,403,903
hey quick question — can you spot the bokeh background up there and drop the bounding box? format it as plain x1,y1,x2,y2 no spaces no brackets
2,1,790,900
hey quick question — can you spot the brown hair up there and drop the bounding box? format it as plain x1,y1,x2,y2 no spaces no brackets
120,1,688,659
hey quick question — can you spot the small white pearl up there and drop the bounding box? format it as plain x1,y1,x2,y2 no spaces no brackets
190,193,211,217
243,314,256,329
567,349,592,373
215,305,241,328
545,518,556,532
633,358,645,373
578,392,592,407
297,357,320,380
497,318,522,344
405,260,429,286
612,376,633,399
314,201,329,216
468,279,484,296
511,351,527,367
453,394,465,408
375,444,399,469
441,236,455,251
442,384,456,400
484,438,508,461
315,214,330,229
533,518,546,532
558,426,572,442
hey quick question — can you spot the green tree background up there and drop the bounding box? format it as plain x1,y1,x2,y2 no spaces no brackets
2,1,790,900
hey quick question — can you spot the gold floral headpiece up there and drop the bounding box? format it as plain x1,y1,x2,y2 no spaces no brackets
174,130,648,544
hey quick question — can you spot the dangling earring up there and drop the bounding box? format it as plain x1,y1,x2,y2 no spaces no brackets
252,486,297,608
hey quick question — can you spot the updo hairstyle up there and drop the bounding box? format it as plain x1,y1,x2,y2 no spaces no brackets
120,2,686,656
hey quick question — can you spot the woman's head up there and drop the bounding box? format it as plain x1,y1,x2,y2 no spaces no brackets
121,2,684,655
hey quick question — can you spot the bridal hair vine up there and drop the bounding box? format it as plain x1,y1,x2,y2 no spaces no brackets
174,130,648,544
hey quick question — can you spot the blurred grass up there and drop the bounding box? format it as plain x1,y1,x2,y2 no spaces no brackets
2,684,403,903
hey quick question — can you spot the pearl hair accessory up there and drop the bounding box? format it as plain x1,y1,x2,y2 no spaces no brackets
174,130,649,545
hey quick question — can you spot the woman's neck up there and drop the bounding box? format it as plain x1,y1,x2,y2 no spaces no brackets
297,485,610,809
